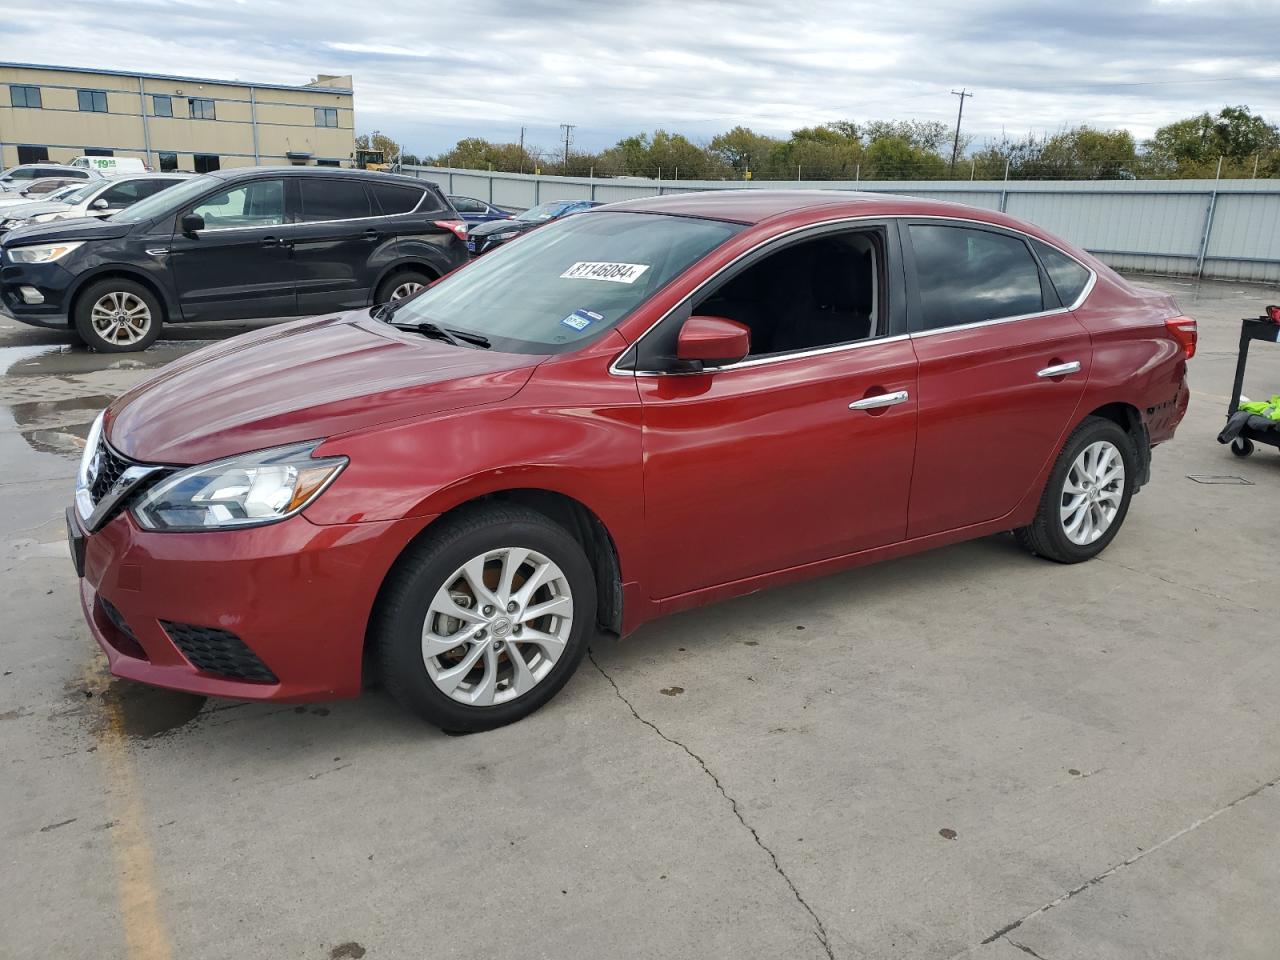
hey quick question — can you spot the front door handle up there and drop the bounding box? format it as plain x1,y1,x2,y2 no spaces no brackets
1036,361,1081,379
849,390,909,411
362,228,380,240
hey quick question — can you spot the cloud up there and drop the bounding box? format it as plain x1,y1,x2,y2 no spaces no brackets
4,0,1277,156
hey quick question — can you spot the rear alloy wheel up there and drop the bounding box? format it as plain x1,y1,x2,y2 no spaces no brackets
376,269,432,305
73,278,162,352
374,505,596,731
1015,416,1137,563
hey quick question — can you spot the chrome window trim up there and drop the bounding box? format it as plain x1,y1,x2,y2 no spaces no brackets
608,212,1098,377
636,333,913,377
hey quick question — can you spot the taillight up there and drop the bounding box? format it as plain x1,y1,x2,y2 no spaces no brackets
434,219,468,241
1266,304,1280,324
1165,316,1198,359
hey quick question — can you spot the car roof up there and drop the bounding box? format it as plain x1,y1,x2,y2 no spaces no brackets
207,166,435,189
602,188,1047,233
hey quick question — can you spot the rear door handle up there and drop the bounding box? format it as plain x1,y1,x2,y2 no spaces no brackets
1036,361,1081,378
849,390,909,411
362,228,380,240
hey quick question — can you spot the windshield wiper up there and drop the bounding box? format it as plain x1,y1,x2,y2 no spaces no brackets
391,319,490,349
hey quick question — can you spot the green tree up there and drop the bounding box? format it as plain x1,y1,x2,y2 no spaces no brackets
1147,106,1280,177
709,126,780,175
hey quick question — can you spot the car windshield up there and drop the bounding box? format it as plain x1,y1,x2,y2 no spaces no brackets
515,201,578,223
109,174,216,224
389,211,741,354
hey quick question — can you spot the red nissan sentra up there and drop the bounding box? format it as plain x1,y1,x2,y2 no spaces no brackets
68,191,1194,730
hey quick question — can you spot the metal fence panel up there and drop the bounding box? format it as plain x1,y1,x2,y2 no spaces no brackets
402,166,1280,282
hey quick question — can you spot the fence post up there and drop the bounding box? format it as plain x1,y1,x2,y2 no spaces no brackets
533,177,540,205
488,174,494,204
448,172,454,194
1196,164,1223,278
999,158,1010,212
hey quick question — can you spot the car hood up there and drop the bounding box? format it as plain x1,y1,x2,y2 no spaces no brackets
1,200,72,220
470,218,536,238
105,310,542,465
2,215,131,246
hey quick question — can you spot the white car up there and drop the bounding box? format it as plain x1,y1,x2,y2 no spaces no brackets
0,163,98,193
0,182,86,209
0,174,190,233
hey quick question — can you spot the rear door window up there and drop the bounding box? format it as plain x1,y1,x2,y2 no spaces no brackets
908,224,1044,330
370,182,425,216
298,179,372,222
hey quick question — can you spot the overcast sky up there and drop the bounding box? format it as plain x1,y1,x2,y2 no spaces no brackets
7,0,1280,156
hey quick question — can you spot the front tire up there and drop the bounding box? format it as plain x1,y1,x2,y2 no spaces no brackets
1015,416,1137,564
375,269,432,305
373,505,596,731
73,278,162,352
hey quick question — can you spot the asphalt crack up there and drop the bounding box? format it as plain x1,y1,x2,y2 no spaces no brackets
1005,937,1050,959
971,771,1280,951
588,648,835,960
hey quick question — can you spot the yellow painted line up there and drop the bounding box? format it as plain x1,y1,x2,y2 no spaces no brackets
83,661,174,960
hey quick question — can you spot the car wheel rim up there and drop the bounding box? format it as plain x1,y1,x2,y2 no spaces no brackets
422,547,573,706
90,292,151,345
1060,440,1125,545
390,281,424,301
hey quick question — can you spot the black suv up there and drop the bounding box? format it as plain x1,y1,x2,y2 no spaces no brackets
0,167,469,351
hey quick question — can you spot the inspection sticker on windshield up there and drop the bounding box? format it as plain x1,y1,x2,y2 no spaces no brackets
561,308,604,331
560,261,650,284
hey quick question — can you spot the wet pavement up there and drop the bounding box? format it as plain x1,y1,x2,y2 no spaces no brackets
2,281,1280,960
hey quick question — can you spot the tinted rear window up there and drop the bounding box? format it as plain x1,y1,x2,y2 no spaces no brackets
909,224,1044,329
371,183,425,215
299,179,372,221
1032,239,1092,306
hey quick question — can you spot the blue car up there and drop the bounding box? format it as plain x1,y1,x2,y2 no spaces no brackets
448,195,513,225
465,199,601,256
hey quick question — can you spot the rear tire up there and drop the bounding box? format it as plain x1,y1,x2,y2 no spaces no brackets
375,269,432,305
373,505,596,731
1015,416,1137,564
73,278,162,353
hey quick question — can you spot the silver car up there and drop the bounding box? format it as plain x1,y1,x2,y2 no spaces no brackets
0,174,191,233
0,163,98,193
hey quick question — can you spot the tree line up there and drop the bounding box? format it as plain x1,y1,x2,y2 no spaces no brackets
412,106,1280,181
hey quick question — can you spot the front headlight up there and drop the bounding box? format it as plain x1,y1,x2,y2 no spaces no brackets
493,231,519,241
132,441,347,532
7,240,85,263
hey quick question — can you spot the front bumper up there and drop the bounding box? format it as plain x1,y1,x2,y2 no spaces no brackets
74,506,435,701
0,259,75,326
466,235,514,257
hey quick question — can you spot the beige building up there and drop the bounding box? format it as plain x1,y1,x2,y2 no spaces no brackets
0,62,356,172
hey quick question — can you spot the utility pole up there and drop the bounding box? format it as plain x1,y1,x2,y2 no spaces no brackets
949,88,973,176
519,126,526,174
559,123,575,173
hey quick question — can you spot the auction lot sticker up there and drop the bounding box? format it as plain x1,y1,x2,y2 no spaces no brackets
560,261,650,283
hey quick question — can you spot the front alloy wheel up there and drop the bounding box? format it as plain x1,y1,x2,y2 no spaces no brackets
423,548,573,706
374,504,596,731
73,278,163,352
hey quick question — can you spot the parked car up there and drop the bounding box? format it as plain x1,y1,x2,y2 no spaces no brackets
0,174,191,235
68,156,149,176
64,191,1194,731
448,195,514,225
466,198,599,255
0,167,469,351
0,182,85,210
0,163,97,193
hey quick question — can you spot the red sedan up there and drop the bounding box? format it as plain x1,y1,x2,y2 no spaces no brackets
69,191,1194,730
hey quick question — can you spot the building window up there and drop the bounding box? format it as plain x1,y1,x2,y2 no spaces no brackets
193,154,220,174
188,98,216,121
314,107,338,128
10,85,41,109
158,152,178,172
17,145,50,164
316,159,341,167
153,95,173,117
77,89,108,113
84,148,114,157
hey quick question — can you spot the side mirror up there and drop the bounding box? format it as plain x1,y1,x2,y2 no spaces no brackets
180,212,205,236
676,315,751,368
90,198,110,211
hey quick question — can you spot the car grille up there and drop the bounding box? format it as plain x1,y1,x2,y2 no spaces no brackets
161,621,279,684
89,435,133,504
